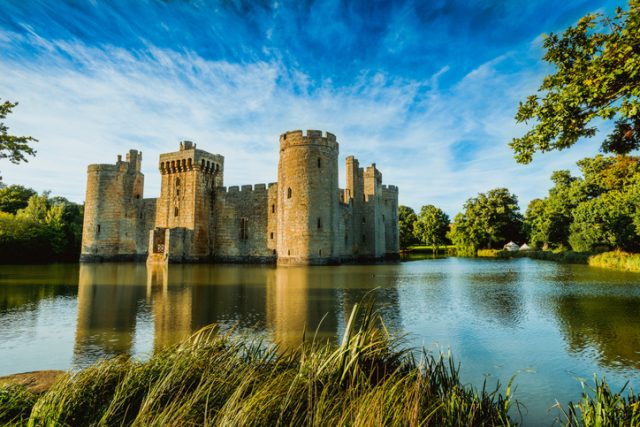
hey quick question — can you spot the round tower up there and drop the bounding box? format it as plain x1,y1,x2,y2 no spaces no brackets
276,130,339,265
80,151,144,261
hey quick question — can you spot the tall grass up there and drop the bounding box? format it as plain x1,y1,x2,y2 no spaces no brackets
588,250,640,273
2,304,515,426
557,376,640,426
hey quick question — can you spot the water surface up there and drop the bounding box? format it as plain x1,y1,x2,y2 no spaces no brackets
1,258,639,425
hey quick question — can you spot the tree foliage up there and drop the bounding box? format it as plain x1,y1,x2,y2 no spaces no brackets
414,204,450,249
511,2,640,163
0,190,83,262
0,184,37,214
0,100,37,180
448,188,524,256
525,154,640,252
398,205,418,249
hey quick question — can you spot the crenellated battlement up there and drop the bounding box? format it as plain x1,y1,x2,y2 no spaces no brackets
279,129,339,151
159,142,224,175
382,185,398,193
216,183,271,195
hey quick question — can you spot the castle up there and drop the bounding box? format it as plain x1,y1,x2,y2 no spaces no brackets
80,130,399,265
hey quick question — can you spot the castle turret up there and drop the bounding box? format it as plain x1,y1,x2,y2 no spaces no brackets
149,141,224,262
80,150,144,261
276,130,339,265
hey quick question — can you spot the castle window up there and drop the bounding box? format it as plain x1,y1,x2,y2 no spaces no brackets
345,234,348,243
136,194,140,199
272,204,275,213
97,224,101,234
362,234,366,243
287,188,292,199
382,215,385,222
319,249,322,256
317,158,322,168
288,250,290,256
175,207,179,217
240,218,248,240
317,217,322,230
270,232,274,239
273,249,276,255
362,216,366,224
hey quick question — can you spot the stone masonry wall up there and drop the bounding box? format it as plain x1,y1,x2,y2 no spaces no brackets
213,184,276,262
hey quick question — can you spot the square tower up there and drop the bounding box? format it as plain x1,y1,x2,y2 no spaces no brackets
151,141,224,261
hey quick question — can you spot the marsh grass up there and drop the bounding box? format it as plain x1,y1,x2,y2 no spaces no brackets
588,250,640,273
0,384,37,426
3,304,516,426
557,376,640,427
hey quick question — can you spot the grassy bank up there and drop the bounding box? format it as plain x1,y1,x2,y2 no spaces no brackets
477,248,640,273
588,251,640,273
476,249,592,264
2,305,639,426
0,305,514,426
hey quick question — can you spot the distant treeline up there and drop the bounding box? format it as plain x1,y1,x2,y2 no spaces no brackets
400,154,640,256
0,184,83,263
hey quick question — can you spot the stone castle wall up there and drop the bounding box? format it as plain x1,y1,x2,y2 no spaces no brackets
213,183,277,263
81,131,399,265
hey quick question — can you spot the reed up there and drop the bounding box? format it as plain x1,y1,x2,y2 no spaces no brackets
3,304,515,426
556,376,640,426
588,250,640,273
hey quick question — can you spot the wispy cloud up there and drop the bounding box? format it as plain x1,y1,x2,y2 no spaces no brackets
0,0,617,215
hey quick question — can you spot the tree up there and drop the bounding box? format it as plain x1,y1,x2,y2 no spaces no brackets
527,154,640,252
0,184,37,214
398,205,418,249
413,205,449,251
511,2,640,163
1,99,37,181
448,188,524,255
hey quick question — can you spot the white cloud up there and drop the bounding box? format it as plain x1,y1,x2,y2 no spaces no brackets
0,29,604,217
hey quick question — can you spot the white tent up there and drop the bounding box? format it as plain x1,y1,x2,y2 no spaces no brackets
520,243,532,251
503,241,520,251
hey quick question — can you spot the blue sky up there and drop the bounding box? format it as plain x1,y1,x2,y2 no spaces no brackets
0,0,622,215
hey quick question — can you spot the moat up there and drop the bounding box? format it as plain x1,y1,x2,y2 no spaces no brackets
1,258,639,424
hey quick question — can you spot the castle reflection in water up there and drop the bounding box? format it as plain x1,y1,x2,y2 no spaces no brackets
73,263,402,367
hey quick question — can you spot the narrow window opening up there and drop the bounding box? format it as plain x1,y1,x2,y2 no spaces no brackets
240,218,248,240
272,249,276,255
382,215,385,222
97,224,101,234
317,157,321,168
345,234,348,243
139,212,143,219
174,207,179,217
287,250,290,256
270,232,274,239
362,216,366,224
319,249,322,256
136,194,140,199
317,217,322,230
287,188,292,199
272,204,275,213
362,234,366,243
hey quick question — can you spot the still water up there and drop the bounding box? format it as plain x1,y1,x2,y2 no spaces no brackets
1,257,639,424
